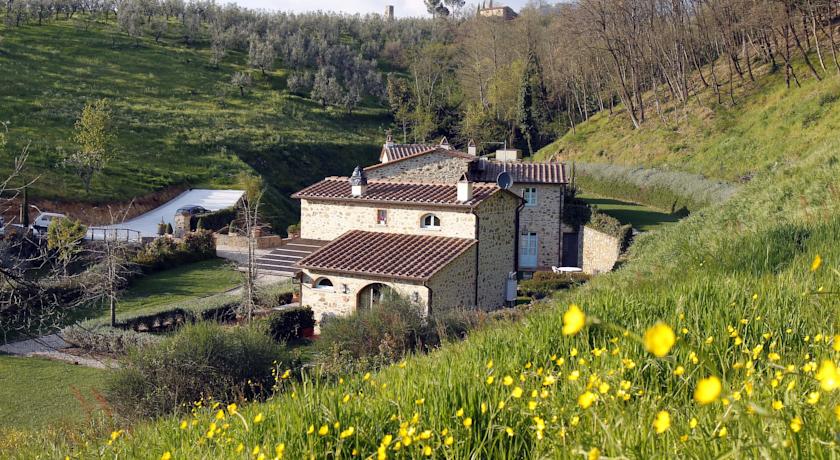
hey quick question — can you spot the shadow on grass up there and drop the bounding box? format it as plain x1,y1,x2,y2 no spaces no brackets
581,196,681,231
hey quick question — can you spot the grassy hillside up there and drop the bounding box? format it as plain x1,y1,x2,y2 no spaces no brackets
0,18,387,229
14,63,840,457
536,59,840,183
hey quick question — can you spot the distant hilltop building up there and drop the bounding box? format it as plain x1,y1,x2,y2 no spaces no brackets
478,1,518,20
383,5,394,20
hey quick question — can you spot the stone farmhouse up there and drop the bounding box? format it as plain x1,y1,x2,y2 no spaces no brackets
262,137,621,323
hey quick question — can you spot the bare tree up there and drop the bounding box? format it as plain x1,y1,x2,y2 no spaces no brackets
238,175,263,322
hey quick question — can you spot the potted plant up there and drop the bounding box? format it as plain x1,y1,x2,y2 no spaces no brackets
287,223,301,239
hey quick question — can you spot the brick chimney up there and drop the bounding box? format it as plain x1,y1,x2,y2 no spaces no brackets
457,174,473,203
349,166,368,197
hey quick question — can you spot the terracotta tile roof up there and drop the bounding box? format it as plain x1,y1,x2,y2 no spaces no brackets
372,146,476,170
380,144,437,162
469,160,567,184
297,230,476,281
292,178,501,208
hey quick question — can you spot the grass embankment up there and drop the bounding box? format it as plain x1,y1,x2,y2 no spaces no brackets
536,59,840,183
16,72,840,458
0,18,386,229
0,356,107,438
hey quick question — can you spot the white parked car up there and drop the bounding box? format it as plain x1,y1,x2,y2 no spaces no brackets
31,212,67,235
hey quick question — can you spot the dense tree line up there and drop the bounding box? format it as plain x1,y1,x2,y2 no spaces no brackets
1,0,447,113
4,0,839,153
389,0,840,154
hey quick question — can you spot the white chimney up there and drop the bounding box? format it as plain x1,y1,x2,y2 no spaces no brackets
439,137,451,150
467,139,477,156
457,176,473,202
349,166,368,197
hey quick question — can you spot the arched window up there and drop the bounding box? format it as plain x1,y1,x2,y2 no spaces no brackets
314,278,334,291
420,213,441,229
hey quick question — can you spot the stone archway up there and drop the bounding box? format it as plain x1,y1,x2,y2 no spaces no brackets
356,283,394,311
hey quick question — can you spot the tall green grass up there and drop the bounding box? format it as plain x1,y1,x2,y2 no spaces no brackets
13,116,840,459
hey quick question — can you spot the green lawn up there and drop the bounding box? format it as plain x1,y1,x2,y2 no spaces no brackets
66,258,241,325
116,258,241,315
0,355,107,432
578,193,680,232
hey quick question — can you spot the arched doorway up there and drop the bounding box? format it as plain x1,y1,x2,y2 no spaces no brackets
356,283,394,311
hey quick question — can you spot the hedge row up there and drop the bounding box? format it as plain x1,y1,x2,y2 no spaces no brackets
268,307,315,343
195,207,237,232
62,295,240,354
586,209,634,252
572,162,739,213
518,271,590,299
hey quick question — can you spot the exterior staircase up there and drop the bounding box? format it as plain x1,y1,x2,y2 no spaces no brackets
254,238,328,277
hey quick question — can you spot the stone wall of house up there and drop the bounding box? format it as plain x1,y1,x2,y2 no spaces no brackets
366,151,471,183
517,184,574,269
299,270,430,324
474,192,519,309
300,199,476,241
581,225,621,274
427,245,478,313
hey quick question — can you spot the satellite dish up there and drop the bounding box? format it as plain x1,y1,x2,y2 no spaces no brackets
496,171,513,190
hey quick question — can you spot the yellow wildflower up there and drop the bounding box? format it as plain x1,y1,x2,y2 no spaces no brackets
772,400,784,411
578,391,597,409
562,304,586,336
694,376,722,405
486,376,494,385
689,418,698,429
179,420,188,430
254,413,264,424
806,391,820,405
444,436,454,446
161,452,171,460
644,323,676,357
463,417,472,428
318,425,329,436
505,427,514,437
653,410,671,434
340,427,355,439
588,447,600,460
789,417,802,433
503,375,514,386
815,360,839,391
811,254,822,271
673,366,685,376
